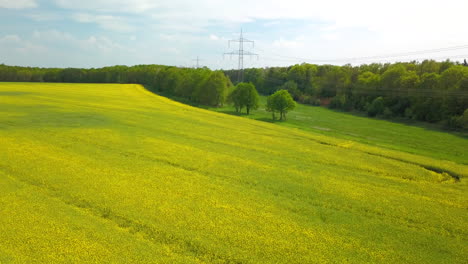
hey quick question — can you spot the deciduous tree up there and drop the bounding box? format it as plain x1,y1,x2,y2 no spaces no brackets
229,82,259,114
266,89,296,120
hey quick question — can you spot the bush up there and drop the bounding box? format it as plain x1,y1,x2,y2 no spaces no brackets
383,107,393,118
312,98,321,106
445,116,462,130
353,97,368,111
456,108,468,129
329,95,346,109
299,95,321,106
404,107,414,119
367,97,385,117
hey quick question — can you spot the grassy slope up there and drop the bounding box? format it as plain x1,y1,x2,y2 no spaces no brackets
0,82,467,263
209,96,468,164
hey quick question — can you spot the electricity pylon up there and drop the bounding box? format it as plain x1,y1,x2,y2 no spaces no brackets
224,29,258,83
192,56,202,68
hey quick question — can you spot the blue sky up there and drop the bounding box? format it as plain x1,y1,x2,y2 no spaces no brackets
1,0,468,69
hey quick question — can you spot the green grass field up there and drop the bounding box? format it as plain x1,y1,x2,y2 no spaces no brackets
210,96,468,165
0,82,467,263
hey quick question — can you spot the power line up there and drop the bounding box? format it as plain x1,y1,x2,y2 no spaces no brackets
259,54,468,65
255,44,468,64
228,69,468,97
224,29,258,82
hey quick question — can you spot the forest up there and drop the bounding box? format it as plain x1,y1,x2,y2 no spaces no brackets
1,60,467,130
0,64,232,107
227,60,468,129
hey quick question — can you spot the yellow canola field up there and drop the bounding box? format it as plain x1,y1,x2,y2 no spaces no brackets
0,83,467,263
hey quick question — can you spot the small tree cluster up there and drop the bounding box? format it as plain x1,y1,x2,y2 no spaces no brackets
223,60,468,129
266,90,296,120
229,82,259,114
366,96,385,117
194,71,229,107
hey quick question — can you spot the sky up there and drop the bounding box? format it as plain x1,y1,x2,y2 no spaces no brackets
1,0,468,69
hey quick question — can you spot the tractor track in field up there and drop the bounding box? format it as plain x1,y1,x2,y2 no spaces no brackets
0,168,245,264
307,137,462,182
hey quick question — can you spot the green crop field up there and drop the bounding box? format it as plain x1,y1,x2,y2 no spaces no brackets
0,82,467,263
210,96,468,165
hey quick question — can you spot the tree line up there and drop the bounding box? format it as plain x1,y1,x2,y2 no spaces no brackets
0,64,232,107
1,60,467,129
225,60,468,129
0,63,298,121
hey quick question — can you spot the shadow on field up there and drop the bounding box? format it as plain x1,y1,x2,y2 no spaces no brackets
0,104,113,130
0,91,35,96
213,109,247,116
143,85,199,107
254,117,279,123
204,109,281,123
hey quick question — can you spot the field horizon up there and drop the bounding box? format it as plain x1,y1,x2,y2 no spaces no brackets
0,82,467,263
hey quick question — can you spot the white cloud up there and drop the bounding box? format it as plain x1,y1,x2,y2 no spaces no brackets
31,29,131,53
3,0,468,68
54,0,159,13
32,30,74,42
26,12,62,21
83,35,127,53
0,29,142,67
0,34,47,61
52,0,468,47
159,33,176,41
321,33,340,41
15,42,47,54
72,13,134,32
0,0,37,9
273,37,305,49
0,35,22,43
161,47,181,55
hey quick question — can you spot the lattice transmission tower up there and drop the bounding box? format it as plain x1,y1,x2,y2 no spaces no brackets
192,56,202,68
224,29,258,83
